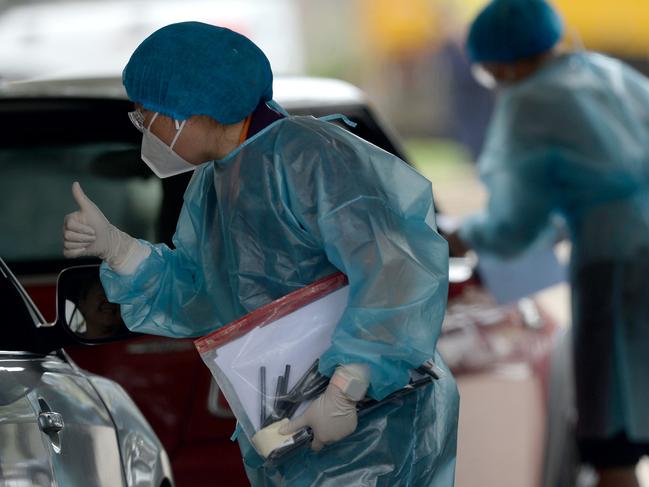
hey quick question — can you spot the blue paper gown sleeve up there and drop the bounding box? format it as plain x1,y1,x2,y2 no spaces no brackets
100,193,223,338
280,120,450,401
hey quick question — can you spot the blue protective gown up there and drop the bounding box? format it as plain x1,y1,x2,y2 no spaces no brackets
460,52,649,441
101,115,459,486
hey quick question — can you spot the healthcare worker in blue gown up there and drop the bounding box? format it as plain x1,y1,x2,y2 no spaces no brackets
447,1,649,486
62,22,459,487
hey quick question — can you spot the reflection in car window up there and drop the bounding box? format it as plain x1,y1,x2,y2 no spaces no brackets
0,143,162,262
65,278,126,339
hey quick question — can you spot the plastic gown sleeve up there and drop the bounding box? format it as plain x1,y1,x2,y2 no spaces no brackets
282,123,449,400
99,204,223,338
460,93,557,257
460,162,555,257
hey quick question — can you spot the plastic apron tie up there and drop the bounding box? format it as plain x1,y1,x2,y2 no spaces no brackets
319,114,357,128
231,421,243,442
266,99,290,117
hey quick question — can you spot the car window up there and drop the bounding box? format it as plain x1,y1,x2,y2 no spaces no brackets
0,142,162,263
0,259,79,354
0,98,408,270
0,264,47,352
0,269,35,326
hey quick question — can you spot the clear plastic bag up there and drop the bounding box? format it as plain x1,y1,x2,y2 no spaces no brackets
195,272,442,461
195,273,348,456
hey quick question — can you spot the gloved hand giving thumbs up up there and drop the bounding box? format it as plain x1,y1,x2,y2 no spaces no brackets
63,182,150,274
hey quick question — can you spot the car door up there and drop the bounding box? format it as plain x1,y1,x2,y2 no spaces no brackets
0,354,127,487
1,260,126,487
32,353,126,487
0,353,55,486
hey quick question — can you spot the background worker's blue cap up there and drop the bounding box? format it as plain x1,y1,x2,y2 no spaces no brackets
123,22,273,124
466,0,564,64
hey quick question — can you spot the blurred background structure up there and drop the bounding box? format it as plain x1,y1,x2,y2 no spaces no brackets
2,0,648,215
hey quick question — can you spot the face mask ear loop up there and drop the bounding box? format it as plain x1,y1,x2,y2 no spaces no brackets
146,112,159,131
170,120,187,151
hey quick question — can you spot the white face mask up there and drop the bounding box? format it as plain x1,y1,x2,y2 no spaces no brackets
139,112,196,179
471,64,499,90
471,64,519,91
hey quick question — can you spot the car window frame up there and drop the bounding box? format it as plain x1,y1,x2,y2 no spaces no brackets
0,259,68,360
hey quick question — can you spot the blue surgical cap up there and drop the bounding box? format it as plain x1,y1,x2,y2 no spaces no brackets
123,22,273,124
466,0,564,64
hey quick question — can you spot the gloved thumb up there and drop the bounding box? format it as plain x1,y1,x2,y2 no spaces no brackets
72,181,96,213
278,415,308,436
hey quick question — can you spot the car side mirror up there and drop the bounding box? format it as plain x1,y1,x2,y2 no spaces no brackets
56,265,136,344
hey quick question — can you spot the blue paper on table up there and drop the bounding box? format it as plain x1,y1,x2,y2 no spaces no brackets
476,243,567,304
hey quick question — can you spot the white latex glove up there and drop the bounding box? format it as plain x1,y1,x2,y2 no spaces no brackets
279,364,369,452
63,182,150,274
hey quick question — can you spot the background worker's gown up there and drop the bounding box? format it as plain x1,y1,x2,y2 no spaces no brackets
101,115,459,486
461,52,649,441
